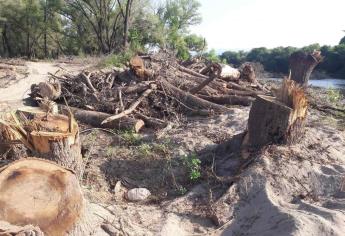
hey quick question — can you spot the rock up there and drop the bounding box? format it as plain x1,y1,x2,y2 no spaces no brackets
126,188,151,202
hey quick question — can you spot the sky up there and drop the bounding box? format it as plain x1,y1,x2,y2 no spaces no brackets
190,0,345,52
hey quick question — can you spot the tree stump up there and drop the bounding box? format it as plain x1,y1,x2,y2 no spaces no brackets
0,159,84,236
241,64,257,83
289,51,323,87
26,114,83,179
247,79,308,148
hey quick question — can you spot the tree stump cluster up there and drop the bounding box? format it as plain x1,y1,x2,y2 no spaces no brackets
244,50,322,149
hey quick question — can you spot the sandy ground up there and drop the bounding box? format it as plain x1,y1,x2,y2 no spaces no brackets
1,62,345,235
0,61,57,101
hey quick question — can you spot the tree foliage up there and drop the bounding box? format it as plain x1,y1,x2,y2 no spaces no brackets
0,0,204,59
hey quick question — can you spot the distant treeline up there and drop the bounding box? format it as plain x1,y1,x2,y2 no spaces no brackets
220,40,345,79
0,0,205,60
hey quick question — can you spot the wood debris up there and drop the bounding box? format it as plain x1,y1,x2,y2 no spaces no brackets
29,51,267,131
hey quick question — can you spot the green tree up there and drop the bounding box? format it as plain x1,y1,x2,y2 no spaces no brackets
221,50,246,66
184,34,206,55
157,0,202,59
203,49,221,63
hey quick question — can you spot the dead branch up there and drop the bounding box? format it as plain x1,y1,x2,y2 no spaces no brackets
159,79,231,113
81,72,97,93
176,64,209,79
102,88,154,124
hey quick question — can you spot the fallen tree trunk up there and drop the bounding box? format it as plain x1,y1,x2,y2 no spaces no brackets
199,95,255,106
246,79,308,148
0,159,84,236
289,51,323,87
60,105,145,132
159,79,231,113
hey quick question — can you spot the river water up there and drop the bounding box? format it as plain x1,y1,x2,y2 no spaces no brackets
266,78,345,90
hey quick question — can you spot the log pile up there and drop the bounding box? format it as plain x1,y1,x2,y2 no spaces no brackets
30,52,267,130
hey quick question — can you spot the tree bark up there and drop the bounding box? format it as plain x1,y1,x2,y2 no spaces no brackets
289,51,323,87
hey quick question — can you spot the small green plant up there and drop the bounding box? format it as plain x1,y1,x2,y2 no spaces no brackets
177,186,187,195
119,129,141,146
182,153,201,181
106,146,117,157
137,143,152,157
327,88,343,103
98,50,135,68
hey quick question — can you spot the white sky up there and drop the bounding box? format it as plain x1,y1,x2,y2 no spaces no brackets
190,0,345,51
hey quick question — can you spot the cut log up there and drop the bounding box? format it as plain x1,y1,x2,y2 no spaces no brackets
30,81,62,100
247,79,307,148
129,55,152,79
60,105,145,132
25,114,84,178
159,79,231,113
199,95,255,106
0,158,84,236
289,51,323,87
135,112,167,129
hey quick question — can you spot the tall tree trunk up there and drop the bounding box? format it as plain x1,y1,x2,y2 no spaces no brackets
123,0,133,49
2,24,12,57
44,0,48,58
26,32,30,59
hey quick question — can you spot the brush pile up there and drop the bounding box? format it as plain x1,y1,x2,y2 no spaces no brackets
30,52,268,131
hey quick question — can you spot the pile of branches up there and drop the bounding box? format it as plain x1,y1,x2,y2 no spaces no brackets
30,52,269,131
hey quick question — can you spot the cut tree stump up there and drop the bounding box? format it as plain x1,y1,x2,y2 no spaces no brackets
0,159,84,236
289,51,323,87
247,79,308,148
23,113,84,178
241,64,257,83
